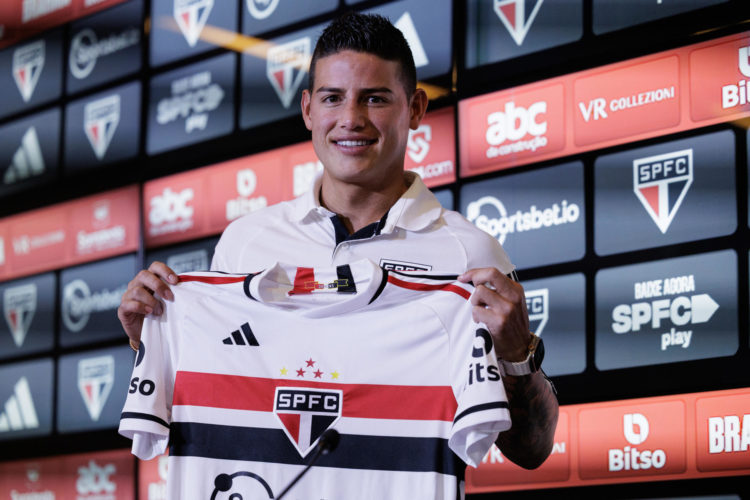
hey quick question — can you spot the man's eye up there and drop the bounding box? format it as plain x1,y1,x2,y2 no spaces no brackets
322,95,340,103
367,96,386,104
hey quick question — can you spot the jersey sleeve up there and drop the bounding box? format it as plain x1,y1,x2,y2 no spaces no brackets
118,307,176,460
448,300,511,467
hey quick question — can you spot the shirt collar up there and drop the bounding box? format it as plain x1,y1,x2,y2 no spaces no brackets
292,171,443,233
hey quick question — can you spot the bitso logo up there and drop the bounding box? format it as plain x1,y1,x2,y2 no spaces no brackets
4,126,45,185
485,101,548,159
407,124,431,163
526,288,548,336
722,45,750,110
0,377,39,432
633,149,693,234
226,169,268,221
267,37,310,109
84,94,120,160
466,195,580,245
157,70,224,133
12,40,45,102
3,283,37,348
78,355,114,421
274,387,342,457
69,27,140,80
173,0,214,47
493,0,544,46
76,460,116,498
246,0,279,19
394,12,428,68
148,187,195,236
609,413,666,471
62,279,125,332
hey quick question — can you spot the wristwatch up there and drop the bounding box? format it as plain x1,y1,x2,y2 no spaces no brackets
499,332,544,376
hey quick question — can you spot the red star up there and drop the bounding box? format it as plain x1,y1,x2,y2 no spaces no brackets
296,368,305,377
314,369,323,378
305,358,315,367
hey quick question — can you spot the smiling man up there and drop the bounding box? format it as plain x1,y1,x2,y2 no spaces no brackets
118,10,558,489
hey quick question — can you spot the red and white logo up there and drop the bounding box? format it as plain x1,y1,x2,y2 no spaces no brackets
407,124,431,163
493,0,544,46
12,40,45,102
267,37,310,109
173,0,213,47
225,168,267,221
149,187,195,236
84,94,120,160
78,355,115,422
274,387,342,457
76,460,116,497
722,45,750,109
3,283,37,348
696,392,750,472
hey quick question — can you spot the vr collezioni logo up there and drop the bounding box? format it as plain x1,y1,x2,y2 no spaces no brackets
609,413,666,472
466,195,579,245
484,100,548,159
611,273,719,351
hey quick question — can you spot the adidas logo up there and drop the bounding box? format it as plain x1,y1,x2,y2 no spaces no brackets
4,127,45,185
0,377,39,432
223,322,259,346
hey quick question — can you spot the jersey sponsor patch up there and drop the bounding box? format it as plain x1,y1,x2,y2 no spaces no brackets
273,387,342,457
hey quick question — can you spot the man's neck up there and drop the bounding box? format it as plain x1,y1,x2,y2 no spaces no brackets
319,173,409,234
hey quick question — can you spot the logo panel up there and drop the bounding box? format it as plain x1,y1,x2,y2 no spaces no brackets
77,355,115,421
689,37,750,121
274,387,342,457
405,109,457,187
0,377,39,432
633,149,692,234
3,283,36,347
696,393,750,472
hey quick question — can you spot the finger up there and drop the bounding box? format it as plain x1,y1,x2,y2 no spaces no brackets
131,269,174,301
127,286,165,315
148,261,179,285
471,284,513,314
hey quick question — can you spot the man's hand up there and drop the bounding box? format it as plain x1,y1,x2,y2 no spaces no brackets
458,267,559,470
117,261,178,346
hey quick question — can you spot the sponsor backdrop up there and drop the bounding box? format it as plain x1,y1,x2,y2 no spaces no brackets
0,0,748,497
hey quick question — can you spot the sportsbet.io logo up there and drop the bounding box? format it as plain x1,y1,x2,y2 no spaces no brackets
274,387,341,457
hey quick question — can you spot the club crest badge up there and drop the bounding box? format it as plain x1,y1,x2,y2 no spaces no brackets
3,283,37,348
493,0,544,46
633,149,693,234
274,387,341,457
266,37,310,109
173,0,214,47
525,288,548,337
12,40,45,102
84,94,120,160
78,355,115,421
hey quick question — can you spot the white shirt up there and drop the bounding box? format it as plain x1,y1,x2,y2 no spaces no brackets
119,260,510,500
212,172,514,275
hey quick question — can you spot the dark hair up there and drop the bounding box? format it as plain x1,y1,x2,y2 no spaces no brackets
309,12,417,96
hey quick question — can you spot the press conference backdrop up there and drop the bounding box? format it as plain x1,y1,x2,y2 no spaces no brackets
0,0,749,499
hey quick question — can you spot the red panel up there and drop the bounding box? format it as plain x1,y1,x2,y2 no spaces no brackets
283,141,322,200
138,453,168,500
405,107,457,188
143,170,209,248
695,392,750,472
6,206,67,277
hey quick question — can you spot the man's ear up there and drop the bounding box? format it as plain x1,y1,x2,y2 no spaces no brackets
301,89,313,131
409,88,429,130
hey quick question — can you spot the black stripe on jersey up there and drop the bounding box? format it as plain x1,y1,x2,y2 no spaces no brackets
368,268,389,305
453,402,510,425
389,270,460,281
336,264,357,294
121,412,170,429
243,272,262,301
170,422,465,478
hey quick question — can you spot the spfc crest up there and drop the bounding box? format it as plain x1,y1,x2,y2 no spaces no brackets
78,355,115,421
493,0,544,46
266,37,310,109
633,149,693,234
84,94,120,160
274,387,341,457
173,0,214,47
525,288,548,337
12,40,45,102
3,283,37,348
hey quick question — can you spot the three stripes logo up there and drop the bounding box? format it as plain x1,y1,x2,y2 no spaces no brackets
493,0,544,46
0,377,39,432
4,126,46,185
223,322,259,347
173,0,214,47
12,40,45,102
633,149,693,234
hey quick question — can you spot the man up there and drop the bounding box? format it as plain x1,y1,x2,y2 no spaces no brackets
118,12,557,470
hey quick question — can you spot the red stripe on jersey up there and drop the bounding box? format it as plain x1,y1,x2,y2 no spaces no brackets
289,267,316,295
386,275,471,300
178,275,246,284
173,371,457,422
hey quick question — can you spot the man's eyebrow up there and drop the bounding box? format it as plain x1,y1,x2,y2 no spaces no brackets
314,86,394,94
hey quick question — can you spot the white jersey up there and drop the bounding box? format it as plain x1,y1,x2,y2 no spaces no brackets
119,259,510,500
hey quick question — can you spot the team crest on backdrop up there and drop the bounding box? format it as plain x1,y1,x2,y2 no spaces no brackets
274,386,342,457
173,0,214,47
493,0,544,46
3,283,37,348
84,95,121,160
632,149,693,234
78,355,115,421
12,40,45,102
266,37,310,109
525,288,548,337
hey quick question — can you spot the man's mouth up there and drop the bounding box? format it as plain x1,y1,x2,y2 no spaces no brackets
335,139,376,146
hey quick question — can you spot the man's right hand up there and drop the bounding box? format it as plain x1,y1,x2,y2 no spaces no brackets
117,261,179,346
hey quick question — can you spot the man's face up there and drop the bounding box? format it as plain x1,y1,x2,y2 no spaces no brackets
301,50,427,191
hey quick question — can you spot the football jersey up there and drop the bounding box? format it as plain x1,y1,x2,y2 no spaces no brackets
119,259,510,500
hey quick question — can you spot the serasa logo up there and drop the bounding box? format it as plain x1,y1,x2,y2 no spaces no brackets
69,27,140,80
226,169,267,221
247,0,279,19
76,460,116,497
407,124,431,163
609,413,666,472
466,195,579,245
149,187,194,236
485,101,548,159
62,279,124,332
722,45,750,110
157,70,224,133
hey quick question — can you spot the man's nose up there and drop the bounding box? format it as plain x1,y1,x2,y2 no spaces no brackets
339,101,366,129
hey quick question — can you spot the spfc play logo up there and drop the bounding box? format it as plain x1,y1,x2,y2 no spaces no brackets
633,149,693,234
267,37,310,109
274,387,341,457
78,355,115,421
493,0,544,46
84,94,120,160
12,40,45,102
407,124,431,163
3,283,37,348
174,0,214,47
525,288,548,337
